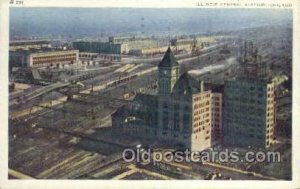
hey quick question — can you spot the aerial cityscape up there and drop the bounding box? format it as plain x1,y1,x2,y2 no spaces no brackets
8,8,292,180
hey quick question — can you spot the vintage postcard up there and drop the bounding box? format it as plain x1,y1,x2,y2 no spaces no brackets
0,0,299,188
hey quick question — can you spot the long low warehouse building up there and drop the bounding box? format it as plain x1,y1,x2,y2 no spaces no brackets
10,49,79,68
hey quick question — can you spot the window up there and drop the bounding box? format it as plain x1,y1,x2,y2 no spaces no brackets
174,114,180,131
164,102,168,109
163,118,168,130
194,104,198,110
183,114,190,127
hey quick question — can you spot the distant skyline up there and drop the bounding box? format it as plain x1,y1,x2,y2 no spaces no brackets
10,8,292,38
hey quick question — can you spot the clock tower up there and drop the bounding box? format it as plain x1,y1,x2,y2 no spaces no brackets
158,47,179,95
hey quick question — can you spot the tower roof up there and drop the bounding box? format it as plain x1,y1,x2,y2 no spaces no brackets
158,47,179,68
173,72,202,96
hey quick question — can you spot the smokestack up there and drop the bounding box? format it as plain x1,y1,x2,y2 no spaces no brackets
199,81,204,92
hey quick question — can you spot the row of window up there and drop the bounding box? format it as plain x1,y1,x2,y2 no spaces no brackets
33,57,76,64
249,86,264,92
163,104,190,111
193,121,208,128
195,130,210,136
212,118,220,122
193,108,210,116
247,134,263,139
211,124,220,128
213,96,220,101
32,54,77,60
32,61,74,67
211,113,220,117
225,97,265,104
224,109,264,116
194,94,211,101
161,132,189,139
224,117,264,127
193,101,210,109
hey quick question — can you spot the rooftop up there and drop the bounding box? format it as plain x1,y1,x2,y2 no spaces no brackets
10,48,78,54
173,72,203,96
10,40,50,46
158,47,179,68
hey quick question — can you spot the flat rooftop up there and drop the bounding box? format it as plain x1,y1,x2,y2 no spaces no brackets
10,48,78,54
10,40,50,46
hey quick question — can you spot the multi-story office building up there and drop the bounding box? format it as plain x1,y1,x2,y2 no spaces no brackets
222,79,276,148
111,47,222,151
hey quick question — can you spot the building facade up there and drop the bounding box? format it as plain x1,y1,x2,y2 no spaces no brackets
222,79,276,148
111,47,222,151
79,52,121,62
9,40,51,51
28,50,79,68
210,93,223,144
9,49,79,68
73,41,128,55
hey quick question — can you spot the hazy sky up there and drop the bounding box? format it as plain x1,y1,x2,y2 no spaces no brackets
9,8,292,37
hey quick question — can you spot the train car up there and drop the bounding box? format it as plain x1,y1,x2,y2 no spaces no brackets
106,74,138,88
